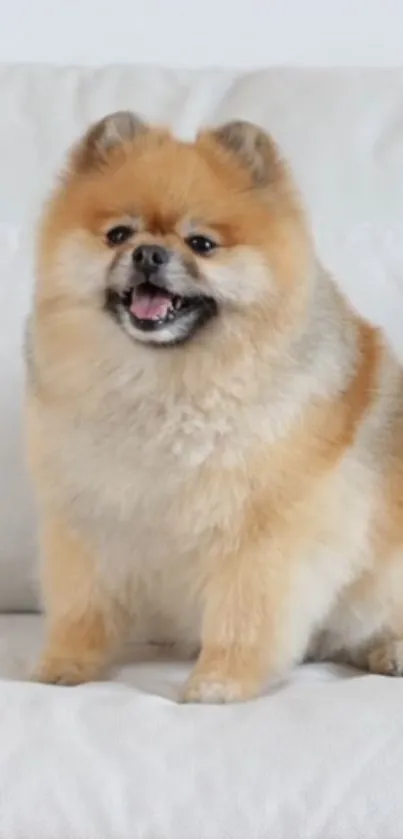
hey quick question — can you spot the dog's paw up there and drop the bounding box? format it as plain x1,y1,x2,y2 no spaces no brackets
181,670,260,704
30,655,102,686
367,640,403,677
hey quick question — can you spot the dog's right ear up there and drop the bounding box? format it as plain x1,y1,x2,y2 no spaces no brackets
70,111,148,172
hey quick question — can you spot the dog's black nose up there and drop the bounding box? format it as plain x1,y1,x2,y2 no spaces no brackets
133,245,169,276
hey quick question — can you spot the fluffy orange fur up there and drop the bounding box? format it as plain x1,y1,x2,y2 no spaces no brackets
26,112,403,701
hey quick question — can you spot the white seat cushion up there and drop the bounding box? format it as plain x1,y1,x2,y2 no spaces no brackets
1,614,403,838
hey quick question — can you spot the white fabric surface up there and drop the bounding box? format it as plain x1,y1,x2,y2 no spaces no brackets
3,65,403,609
1,614,403,839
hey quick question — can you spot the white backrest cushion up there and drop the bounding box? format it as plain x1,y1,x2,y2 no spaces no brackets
1,65,403,611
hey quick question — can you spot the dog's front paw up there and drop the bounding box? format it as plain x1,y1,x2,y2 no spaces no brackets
181,668,260,704
367,639,403,677
31,655,103,686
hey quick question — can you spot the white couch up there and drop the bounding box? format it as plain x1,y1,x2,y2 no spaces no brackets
1,65,403,838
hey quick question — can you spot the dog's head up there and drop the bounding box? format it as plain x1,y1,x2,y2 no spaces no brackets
38,112,313,349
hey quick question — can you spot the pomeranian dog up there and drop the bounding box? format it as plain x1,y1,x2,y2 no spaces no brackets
25,111,403,703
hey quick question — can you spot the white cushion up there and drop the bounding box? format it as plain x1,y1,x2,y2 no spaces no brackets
2,65,403,610
1,614,403,838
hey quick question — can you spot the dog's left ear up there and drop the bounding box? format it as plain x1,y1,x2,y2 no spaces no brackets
71,111,148,172
201,120,283,189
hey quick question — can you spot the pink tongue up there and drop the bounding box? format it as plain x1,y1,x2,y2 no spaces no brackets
130,290,172,321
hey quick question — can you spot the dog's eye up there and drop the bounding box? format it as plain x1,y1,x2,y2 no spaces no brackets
106,225,134,246
186,235,217,255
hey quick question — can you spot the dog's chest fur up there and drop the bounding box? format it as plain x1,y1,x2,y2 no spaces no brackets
44,364,257,567
38,367,270,641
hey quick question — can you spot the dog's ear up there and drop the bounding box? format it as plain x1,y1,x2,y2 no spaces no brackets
202,120,283,188
71,111,148,172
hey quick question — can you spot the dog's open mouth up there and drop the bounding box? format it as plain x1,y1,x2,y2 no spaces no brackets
106,280,217,344
123,281,206,331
